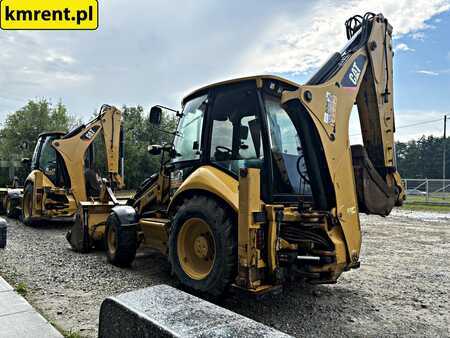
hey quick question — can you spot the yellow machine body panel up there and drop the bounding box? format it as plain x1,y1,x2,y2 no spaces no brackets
25,169,77,219
169,165,239,212
79,200,126,241
139,218,168,254
281,54,367,261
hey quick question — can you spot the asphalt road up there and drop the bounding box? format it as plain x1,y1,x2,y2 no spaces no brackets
0,209,448,337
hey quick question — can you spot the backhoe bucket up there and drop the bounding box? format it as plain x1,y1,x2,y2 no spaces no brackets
351,145,396,216
66,211,91,253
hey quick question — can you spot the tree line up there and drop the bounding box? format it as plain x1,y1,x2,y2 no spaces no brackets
396,135,449,179
0,99,176,188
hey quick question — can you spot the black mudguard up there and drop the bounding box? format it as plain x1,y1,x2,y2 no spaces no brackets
6,190,23,219
111,205,138,225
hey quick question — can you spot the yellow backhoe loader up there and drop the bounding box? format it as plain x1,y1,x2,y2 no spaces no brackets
98,12,403,296
22,105,126,251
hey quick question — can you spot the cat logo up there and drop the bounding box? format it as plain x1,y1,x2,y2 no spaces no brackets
81,126,99,140
341,54,366,88
349,61,362,86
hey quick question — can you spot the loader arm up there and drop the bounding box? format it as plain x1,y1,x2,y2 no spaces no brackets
52,105,124,203
281,13,404,261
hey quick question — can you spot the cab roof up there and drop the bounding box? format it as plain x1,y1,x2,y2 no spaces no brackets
37,131,66,139
181,75,300,105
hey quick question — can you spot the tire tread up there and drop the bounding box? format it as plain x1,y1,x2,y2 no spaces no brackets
105,214,137,267
169,195,236,297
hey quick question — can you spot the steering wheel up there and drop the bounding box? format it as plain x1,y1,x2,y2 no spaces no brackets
215,146,232,154
214,146,232,162
296,155,310,184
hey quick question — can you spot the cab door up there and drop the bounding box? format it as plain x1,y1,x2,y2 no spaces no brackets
205,81,269,199
37,135,68,187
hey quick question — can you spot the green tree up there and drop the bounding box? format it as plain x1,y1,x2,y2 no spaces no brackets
121,105,177,189
396,135,449,179
0,99,76,185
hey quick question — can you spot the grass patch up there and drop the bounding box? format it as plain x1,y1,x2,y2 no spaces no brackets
402,194,450,212
405,195,450,204
401,204,450,213
15,282,28,296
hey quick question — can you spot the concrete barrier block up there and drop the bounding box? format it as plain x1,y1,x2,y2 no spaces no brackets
0,217,7,249
99,284,292,338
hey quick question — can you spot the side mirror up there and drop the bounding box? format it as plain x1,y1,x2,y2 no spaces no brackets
149,106,162,125
147,144,162,156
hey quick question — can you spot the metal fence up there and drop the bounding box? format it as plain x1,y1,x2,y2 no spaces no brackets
402,178,450,205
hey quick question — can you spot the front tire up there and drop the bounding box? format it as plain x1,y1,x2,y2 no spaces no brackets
105,213,137,267
169,195,236,297
22,183,37,226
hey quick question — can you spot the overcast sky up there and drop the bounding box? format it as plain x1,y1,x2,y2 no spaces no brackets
0,0,449,142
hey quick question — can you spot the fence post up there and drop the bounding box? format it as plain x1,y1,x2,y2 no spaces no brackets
426,179,429,202
445,179,448,200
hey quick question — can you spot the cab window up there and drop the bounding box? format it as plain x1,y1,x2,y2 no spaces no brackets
264,94,311,195
38,136,58,181
173,94,207,162
31,137,43,170
209,83,263,174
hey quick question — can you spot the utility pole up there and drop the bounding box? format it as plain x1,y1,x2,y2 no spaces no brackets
444,115,447,198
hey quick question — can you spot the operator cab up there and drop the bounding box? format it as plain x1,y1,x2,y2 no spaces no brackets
162,76,328,207
30,130,107,198
31,132,67,187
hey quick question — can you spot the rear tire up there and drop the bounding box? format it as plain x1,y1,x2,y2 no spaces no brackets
169,195,236,297
0,196,5,215
105,213,137,267
6,198,17,218
22,183,37,226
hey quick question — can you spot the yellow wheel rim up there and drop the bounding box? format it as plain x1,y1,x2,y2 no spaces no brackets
177,218,215,280
107,226,117,256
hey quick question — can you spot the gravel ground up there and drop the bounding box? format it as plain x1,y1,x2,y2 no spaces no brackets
0,209,449,337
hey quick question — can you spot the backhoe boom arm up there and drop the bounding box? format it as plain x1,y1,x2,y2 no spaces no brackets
281,13,404,261
52,105,124,202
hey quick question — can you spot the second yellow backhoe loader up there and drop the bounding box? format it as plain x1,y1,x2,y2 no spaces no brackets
77,12,404,297
22,105,126,251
